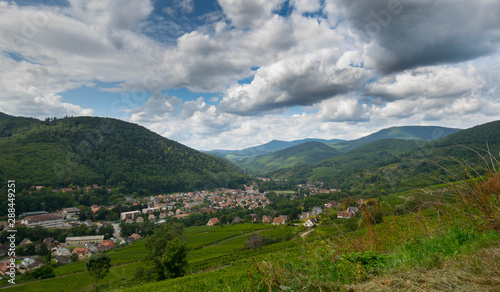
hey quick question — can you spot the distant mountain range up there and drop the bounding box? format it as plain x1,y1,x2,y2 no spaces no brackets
205,138,345,159
268,121,500,195
3,110,497,197
209,126,461,175
0,113,249,192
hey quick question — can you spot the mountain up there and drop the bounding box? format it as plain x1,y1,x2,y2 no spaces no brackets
231,125,460,175
268,121,500,195
0,116,249,193
206,138,344,160
0,111,12,119
238,141,343,174
269,139,424,183
329,126,461,153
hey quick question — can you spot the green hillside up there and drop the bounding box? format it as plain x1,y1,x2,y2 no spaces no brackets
267,121,499,195
330,126,461,153
0,115,249,192
206,138,344,160
0,111,12,119
238,141,343,174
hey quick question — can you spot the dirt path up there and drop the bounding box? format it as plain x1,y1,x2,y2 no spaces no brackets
299,228,315,238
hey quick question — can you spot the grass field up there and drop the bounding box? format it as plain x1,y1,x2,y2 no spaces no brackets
4,223,299,291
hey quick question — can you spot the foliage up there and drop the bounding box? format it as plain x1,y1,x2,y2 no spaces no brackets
26,265,55,280
139,222,188,281
0,115,250,201
86,253,112,288
238,141,342,175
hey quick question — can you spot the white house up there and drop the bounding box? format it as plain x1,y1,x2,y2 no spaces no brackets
304,218,317,228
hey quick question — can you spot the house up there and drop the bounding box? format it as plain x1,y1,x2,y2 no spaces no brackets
251,214,261,222
86,245,98,253
299,212,313,220
148,214,156,221
54,255,71,264
232,217,243,224
262,215,272,224
130,233,142,240
0,262,12,277
72,247,91,259
136,216,144,223
279,215,288,223
61,207,81,218
55,247,71,256
43,237,55,249
21,258,43,270
272,217,286,225
348,207,359,213
20,238,33,246
312,207,323,215
100,240,115,248
207,217,220,226
96,245,112,252
27,259,43,270
337,211,355,219
357,199,366,206
325,201,338,208
304,218,317,228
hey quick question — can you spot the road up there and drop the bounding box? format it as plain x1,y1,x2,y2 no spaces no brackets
112,223,124,241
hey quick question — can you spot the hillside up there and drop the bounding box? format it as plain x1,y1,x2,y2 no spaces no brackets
238,141,343,174
206,138,344,160
0,111,12,119
329,126,461,153
0,115,249,192
267,121,499,194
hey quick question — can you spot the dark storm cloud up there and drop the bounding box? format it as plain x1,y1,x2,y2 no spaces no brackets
336,0,500,74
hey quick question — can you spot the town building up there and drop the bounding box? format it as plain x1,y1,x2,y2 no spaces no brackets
20,213,63,228
65,235,104,246
120,211,141,221
207,217,220,226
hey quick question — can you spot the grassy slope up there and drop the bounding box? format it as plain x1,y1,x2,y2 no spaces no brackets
125,167,500,291
5,224,303,291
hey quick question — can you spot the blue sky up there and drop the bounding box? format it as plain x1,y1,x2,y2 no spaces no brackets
0,0,499,150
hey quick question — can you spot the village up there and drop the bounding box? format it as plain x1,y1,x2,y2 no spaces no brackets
0,182,364,279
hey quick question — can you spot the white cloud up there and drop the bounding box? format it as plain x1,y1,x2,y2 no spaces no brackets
219,50,369,115
0,0,499,151
365,66,483,101
291,0,322,14
217,0,285,28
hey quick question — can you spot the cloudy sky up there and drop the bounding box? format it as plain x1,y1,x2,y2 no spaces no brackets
0,0,499,150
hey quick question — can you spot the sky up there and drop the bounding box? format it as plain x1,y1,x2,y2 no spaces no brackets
0,0,499,150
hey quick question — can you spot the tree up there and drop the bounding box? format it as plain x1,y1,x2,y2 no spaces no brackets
85,254,111,290
245,234,264,250
144,222,188,281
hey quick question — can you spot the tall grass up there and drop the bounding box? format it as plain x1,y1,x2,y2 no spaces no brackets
249,149,500,291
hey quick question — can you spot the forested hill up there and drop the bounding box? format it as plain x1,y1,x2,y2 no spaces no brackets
206,138,345,159
329,126,461,153
268,120,500,195
0,115,249,193
238,141,343,174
